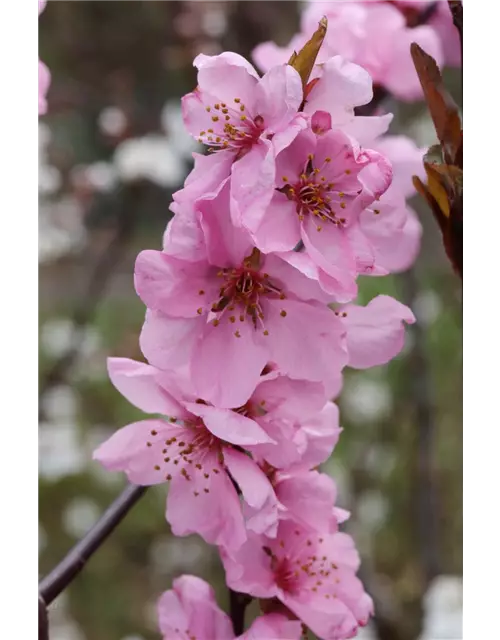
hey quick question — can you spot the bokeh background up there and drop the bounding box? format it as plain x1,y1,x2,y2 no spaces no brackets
38,2,462,639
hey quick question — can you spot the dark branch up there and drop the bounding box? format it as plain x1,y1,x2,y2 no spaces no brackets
39,484,148,605
229,588,252,636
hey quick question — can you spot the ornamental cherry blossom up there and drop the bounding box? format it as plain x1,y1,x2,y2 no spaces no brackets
93,358,280,550
39,0,51,115
253,0,444,101
136,183,348,408
181,52,307,222
157,575,302,640
222,521,373,640
240,125,392,295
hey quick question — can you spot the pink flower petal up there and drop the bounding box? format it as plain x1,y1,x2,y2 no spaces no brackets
192,316,268,409
140,310,204,370
167,451,247,551
107,358,187,417
238,613,302,639
254,65,303,134
184,403,275,445
135,250,217,317
93,419,182,485
158,576,234,640
342,295,416,369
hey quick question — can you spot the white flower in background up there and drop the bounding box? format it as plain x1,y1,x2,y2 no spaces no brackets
161,101,200,160
201,6,227,37
39,122,62,195
41,385,78,422
39,197,87,263
414,290,442,326
41,319,74,358
71,161,118,193
419,575,463,640
113,134,185,187
343,376,393,424
39,422,86,480
365,445,397,480
357,491,390,531
62,497,100,538
149,536,205,574
98,106,127,137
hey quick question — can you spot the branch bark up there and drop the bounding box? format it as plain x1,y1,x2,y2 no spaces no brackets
39,484,148,605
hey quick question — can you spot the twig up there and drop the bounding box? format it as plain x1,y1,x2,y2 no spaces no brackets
229,589,252,636
39,484,148,605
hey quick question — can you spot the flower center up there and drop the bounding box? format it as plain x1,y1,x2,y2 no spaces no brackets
207,250,287,336
281,154,350,231
271,555,302,596
197,97,265,154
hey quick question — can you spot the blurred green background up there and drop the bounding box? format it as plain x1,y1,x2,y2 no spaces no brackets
38,2,462,639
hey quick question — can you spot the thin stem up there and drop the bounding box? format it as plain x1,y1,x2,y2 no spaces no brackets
229,588,252,636
39,484,148,605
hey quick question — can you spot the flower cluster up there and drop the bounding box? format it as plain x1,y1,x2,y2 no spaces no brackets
253,0,460,102
94,25,416,639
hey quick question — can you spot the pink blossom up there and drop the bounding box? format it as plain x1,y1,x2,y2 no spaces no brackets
93,358,280,549
136,184,348,408
181,52,307,223
222,522,373,640
430,1,462,67
250,399,342,471
239,125,392,294
340,295,416,369
361,135,425,272
157,575,302,639
39,61,51,116
253,1,443,101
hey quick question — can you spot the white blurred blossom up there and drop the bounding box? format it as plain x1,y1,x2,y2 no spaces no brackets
39,122,62,194
150,536,205,574
419,576,463,640
161,101,200,160
63,497,100,538
202,7,227,37
72,161,118,193
39,422,86,480
414,290,442,326
41,319,74,358
357,491,389,531
98,106,127,137
113,135,184,187
42,385,78,422
39,197,87,263
343,377,392,424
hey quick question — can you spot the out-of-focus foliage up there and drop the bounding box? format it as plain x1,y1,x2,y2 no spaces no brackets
39,3,462,640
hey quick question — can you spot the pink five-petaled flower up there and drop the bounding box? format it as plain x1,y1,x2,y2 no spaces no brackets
240,125,392,299
221,521,373,640
157,575,302,640
181,52,306,221
93,358,281,551
136,183,348,409
38,0,51,115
